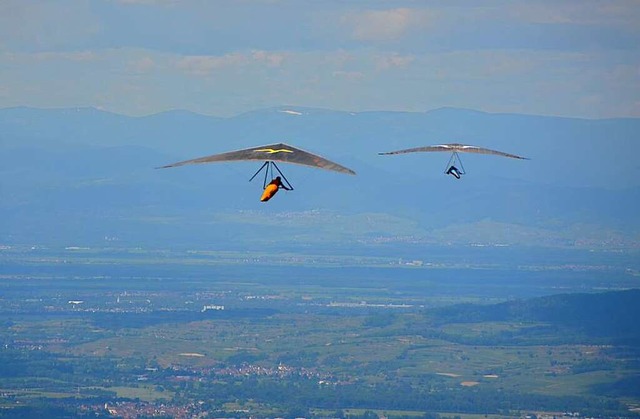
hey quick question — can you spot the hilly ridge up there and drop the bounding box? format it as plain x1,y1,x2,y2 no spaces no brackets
428,289,640,346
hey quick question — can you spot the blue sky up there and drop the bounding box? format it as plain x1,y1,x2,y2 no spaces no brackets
1,0,638,118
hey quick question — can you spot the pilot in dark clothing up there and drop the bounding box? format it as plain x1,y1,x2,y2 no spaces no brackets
446,165,462,179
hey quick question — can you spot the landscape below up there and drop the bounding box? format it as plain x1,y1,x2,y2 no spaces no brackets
0,245,638,418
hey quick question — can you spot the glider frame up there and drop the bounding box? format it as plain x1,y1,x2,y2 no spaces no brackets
444,152,467,175
249,161,295,190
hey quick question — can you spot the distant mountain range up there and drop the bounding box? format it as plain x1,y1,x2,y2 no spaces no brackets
1,106,639,249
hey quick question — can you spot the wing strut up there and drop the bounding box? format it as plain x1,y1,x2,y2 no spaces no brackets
249,161,294,190
444,152,466,175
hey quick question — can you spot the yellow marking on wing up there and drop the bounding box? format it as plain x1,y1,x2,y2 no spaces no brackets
253,148,294,154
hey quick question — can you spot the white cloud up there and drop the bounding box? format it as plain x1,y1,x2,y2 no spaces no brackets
322,50,356,68
176,51,286,76
343,8,432,41
0,0,101,51
128,56,156,74
176,53,247,76
8,51,99,63
504,0,640,27
112,0,178,5
332,71,365,81
251,50,286,67
376,53,415,70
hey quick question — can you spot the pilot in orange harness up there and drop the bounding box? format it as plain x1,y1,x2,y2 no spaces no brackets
260,176,292,202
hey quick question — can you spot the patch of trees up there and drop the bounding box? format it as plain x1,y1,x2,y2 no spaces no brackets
89,308,278,330
591,375,640,398
0,348,140,388
178,376,628,416
426,289,640,345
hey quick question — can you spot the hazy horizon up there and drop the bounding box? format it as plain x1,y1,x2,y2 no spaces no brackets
2,1,639,119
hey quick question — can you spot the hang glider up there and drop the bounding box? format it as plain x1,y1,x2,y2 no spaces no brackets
379,143,528,179
158,142,355,201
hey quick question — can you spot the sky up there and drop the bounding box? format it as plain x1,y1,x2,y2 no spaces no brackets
1,0,639,118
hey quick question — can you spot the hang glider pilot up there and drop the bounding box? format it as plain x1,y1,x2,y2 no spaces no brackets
261,176,292,202
379,143,528,180
446,165,462,179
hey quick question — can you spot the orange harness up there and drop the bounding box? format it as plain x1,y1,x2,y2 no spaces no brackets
260,183,280,202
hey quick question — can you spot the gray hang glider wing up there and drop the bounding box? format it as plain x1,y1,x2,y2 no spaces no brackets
158,142,356,175
379,143,529,160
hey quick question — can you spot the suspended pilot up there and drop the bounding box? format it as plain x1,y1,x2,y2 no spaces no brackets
260,176,292,202
446,165,462,179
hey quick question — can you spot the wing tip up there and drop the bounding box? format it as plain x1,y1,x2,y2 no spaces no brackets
156,163,178,169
